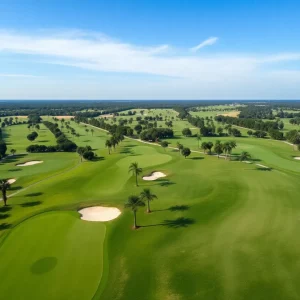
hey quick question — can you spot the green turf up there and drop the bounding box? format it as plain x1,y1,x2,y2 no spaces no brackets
1,114,300,299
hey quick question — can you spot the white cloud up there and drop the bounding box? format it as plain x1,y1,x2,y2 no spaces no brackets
0,30,300,99
190,37,219,52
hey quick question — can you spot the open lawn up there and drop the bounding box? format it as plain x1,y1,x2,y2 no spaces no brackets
1,114,300,299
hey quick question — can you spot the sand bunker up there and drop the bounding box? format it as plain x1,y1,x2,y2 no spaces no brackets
17,161,43,167
79,206,121,222
143,172,166,181
294,157,300,160
256,163,270,169
55,116,74,119
7,179,16,184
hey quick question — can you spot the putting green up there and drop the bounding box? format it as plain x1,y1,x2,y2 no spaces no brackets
116,145,172,169
0,211,106,300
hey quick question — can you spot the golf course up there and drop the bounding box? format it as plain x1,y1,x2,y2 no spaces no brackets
1,102,300,300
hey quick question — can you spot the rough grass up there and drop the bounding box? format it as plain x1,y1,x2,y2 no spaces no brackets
0,117,300,299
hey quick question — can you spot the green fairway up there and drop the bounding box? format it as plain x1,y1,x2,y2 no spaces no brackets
0,211,106,300
1,112,300,300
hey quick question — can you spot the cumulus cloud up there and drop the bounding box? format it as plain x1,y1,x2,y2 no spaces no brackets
190,37,219,52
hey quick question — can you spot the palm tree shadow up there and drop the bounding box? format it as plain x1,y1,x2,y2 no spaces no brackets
0,206,12,213
25,192,43,197
9,186,23,191
20,201,43,207
0,214,10,220
141,217,195,228
169,205,190,211
0,223,12,231
155,179,175,187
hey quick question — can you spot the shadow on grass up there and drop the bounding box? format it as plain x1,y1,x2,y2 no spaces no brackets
93,156,105,161
0,206,12,213
0,214,10,220
8,168,22,172
25,192,43,197
190,157,204,160
156,179,175,187
251,158,262,162
82,140,91,142
0,154,28,165
153,205,190,212
256,167,272,171
0,223,12,230
20,201,43,207
9,186,23,191
140,217,195,229
169,205,190,211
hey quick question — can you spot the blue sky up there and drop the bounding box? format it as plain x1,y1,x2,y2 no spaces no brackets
0,0,300,100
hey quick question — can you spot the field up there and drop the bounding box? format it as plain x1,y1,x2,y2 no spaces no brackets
1,108,300,300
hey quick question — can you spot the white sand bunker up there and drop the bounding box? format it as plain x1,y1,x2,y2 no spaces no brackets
79,206,121,222
7,179,16,184
17,161,43,167
256,163,270,169
143,172,166,181
294,157,300,160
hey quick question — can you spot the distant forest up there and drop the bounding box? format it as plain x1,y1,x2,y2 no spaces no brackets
1,100,300,117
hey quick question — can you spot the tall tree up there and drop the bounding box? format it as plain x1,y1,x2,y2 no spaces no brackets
239,151,251,162
160,141,169,151
201,142,208,154
129,162,143,186
10,149,16,156
196,134,202,148
214,141,223,158
0,180,10,206
206,142,214,154
125,195,145,229
223,142,232,160
177,142,183,155
182,147,191,158
105,140,112,154
140,188,157,213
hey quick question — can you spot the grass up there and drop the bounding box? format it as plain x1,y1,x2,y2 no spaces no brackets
0,114,300,299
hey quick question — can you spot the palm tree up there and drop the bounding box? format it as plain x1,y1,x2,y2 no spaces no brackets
201,142,208,154
223,142,232,160
239,151,251,162
176,142,183,155
0,180,10,206
125,195,145,229
214,141,223,158
206,142,214,154
229,141,237,160
105,140,112,154
10,149,16,156
196,134,201,149
129,162,142,186
140,188,157,213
